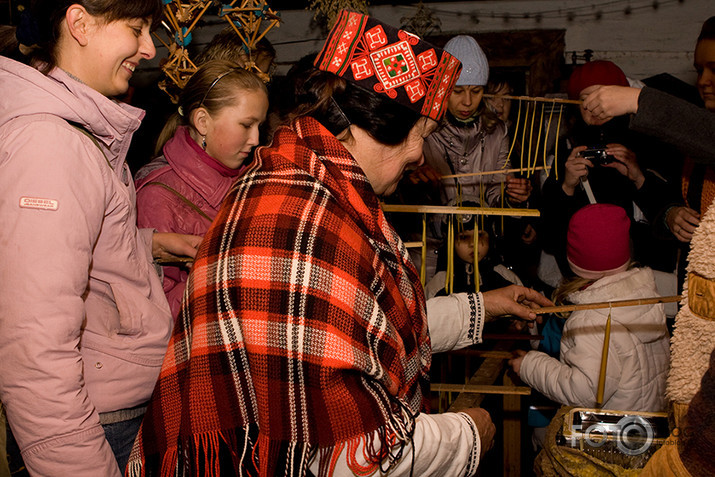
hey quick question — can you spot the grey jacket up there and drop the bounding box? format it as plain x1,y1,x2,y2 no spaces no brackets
423,117,510,207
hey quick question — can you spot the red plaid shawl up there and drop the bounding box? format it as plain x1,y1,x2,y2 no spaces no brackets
127,116,431,476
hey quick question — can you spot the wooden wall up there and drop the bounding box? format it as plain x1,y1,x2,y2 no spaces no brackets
133,0,710,97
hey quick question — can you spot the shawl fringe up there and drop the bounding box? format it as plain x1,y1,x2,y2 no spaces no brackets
129,407,419,477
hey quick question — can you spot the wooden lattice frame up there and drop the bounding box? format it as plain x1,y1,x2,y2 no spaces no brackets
155,0,281,102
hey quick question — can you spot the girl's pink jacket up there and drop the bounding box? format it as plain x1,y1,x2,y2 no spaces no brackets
134,126,237,319
0,57,172,476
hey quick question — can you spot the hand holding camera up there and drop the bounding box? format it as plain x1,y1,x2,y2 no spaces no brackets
585,143,645,189
562,145,591,195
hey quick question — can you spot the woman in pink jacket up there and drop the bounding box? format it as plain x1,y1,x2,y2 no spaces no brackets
0,1,201,475
135,60,269,319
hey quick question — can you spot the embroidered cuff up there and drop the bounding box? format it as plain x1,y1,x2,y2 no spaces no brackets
457,412,481,476
467,292,486,344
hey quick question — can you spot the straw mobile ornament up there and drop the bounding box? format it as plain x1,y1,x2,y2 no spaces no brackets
155,0,281,102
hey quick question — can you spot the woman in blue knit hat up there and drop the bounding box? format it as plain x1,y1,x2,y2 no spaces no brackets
409,35,532,210
397,35,534,283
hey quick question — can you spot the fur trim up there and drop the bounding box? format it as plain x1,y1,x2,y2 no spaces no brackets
667,198,715,404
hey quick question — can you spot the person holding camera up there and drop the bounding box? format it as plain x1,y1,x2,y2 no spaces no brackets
540,60,682,278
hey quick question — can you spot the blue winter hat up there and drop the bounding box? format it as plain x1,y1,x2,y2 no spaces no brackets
443,35,489,86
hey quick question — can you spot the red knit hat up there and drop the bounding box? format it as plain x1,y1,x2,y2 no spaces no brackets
567,204,631,279
567,60,629,99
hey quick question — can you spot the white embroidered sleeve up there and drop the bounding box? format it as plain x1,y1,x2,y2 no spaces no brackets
427,292,486,353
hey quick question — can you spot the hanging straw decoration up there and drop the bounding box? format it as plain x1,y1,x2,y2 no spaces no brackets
155,0,281,102
542,100,556,174
596,303,613,408
478,183,486,229
480,93,580,181
525,102,535,174
420,213,427,285
520,101,529,174
505,98,522,170
499,181,505,234
531,103,546,175
473,219,480,293
554,104,564,181
446,214,455,295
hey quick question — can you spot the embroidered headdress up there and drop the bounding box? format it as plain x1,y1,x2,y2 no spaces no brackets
314,10,462,121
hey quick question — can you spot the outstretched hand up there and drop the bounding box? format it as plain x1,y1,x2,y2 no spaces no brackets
152,232,203,262
482,285,552,327
407,164,442,186
505,176,532,204
508,349,528,375
580,85,641,124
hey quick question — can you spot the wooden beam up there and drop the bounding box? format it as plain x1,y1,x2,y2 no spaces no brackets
534,295,682,315
503,373,522,477
448,340,515,411
381,203,540,217
447,350,515,360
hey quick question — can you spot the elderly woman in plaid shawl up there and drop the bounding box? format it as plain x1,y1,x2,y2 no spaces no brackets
127,10,551,477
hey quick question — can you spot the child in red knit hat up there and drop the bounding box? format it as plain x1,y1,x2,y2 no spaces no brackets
510,204,670,413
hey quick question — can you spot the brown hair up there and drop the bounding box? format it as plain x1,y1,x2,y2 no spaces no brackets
194,26,275,71
155,59,268,155
698,16,715,42
281,65,422,146
551,262,638,318
475,101,501,134
21,0,162,74
551,276,596,318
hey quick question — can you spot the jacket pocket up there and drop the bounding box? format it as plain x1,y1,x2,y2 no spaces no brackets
109,282,143,335
689,272,715,321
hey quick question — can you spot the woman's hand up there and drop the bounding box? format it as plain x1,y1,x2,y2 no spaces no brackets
152,232,203,262
482,285,552,327
505,176,532,204
666,206,701,242
601,143,645,188
562,146,591,196
580,85,641,124
407,164,442,186
508,349,527,375
521,223,537,245
460,407,496,459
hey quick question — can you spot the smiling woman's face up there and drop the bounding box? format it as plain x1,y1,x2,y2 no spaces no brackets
73,14,156,97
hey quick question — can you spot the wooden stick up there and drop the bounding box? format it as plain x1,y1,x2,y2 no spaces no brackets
483,93,582,105
534,295,682,315
156,257,193,264
441,165,550,179
482,334,543,341
431,383,531,395
448,350,515,360
185,1,213,36
380,203,540,217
